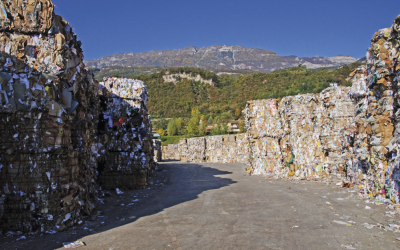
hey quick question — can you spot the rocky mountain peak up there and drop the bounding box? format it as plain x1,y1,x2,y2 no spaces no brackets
84,45,357,73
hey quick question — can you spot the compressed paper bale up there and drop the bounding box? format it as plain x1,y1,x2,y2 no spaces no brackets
161,146,168,160
162,143,180,161
243,86,356,179
96,77,154,190
235,133,249,163
346,15,400,203
248,137,283,176
167,144,179,160
0,0,100,233
0,0,54,34
153,139,162,162
244,99,282,139
205,135,224,163
185,137,206,163
178,139,188,162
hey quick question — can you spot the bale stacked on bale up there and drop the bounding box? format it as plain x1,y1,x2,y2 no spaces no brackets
319,87,356,179
96,77,153,190
244,99,283,175
244,86,356,180
278,94,321,178
348,15,400,203
349,66,368,99
347,66,369,186
0,0,99,234
244,99,283,138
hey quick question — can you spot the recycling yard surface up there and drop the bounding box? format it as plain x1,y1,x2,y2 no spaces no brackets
1,161,399,250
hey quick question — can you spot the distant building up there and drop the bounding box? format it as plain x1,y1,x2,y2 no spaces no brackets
227,120,240,132
206,120,241,133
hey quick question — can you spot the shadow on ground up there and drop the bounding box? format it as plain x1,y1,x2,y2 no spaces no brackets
0,161,237,250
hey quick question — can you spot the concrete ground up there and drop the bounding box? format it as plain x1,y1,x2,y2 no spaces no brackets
1,162,400,250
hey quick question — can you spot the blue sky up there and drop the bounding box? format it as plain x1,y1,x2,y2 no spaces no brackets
52,0,400,60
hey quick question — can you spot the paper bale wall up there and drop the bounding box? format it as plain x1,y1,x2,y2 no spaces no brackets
0,0,100,233
235,133,249,162
178,138,188,162
204,135,224,162
186,137,206,162
245,86,355,179
244,99,283,175
205,135,238,163
96,77,154,190
161,144,180,161
243,14,400,204
346,15,400,203
161,134,248,163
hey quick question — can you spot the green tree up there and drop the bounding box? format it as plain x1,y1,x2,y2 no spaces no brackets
238,120,246,133
174,118,184,135
154,118,169,130
198,115,207,136
211,123,222,135
186,108,201,137
157,128,166,136
222,123,229,134
220,111,232,122
234,108,242,119
167,119,177,136
207,116,213,125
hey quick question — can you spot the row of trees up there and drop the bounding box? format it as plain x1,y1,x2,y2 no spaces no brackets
153,108,246,138
167,118,184,136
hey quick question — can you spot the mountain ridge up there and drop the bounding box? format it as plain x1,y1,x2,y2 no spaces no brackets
84,45,357,73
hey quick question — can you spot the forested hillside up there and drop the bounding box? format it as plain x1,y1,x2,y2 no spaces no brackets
94,63,362,120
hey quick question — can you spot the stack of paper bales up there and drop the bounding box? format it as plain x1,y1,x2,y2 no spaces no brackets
244,99,283,175
96,77,154,190
244,86,355,180
348,15,400,203
0,0,99,233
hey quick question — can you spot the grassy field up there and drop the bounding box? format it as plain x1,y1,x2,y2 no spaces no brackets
160,136,183,146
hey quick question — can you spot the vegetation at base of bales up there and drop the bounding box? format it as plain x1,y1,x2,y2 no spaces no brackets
160,136,183,146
